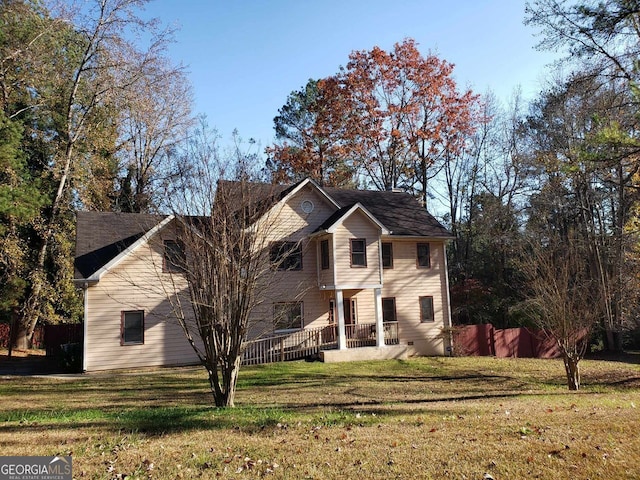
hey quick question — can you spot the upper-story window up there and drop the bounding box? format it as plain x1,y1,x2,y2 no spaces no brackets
382,242,393,269
350,238,367,267
417,242,431,268
270,241,303,270
320,239,330,270
164,239,186,273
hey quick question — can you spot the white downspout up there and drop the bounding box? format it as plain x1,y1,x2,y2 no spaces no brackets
82,282,89,372
374,287,385,347
336,289,346,350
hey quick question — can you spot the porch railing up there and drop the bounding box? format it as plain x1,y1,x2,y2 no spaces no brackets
241,321,399,366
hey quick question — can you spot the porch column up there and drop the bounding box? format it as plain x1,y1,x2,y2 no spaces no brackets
374,287,385,347
335,289,347,350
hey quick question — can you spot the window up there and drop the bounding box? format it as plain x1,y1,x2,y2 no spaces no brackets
164,240,186,273
350,238,367,267
419,296,435,323
328,299,335,324
121,310,144,345
273,302,303,331
382,242,393,269
320,239,330,270
382,297,397,322
417,243,431,268
270,241,303,270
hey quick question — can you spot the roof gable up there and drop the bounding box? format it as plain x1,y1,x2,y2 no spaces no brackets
315,203,390,235
74,212,170,281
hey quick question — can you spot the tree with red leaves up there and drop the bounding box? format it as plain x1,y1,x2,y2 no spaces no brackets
269,39,480,203
336,39,480,203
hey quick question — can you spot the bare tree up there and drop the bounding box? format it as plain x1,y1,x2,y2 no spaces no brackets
20,0,180,341
159,125,304,407
114,57,194,213
520,233,600,390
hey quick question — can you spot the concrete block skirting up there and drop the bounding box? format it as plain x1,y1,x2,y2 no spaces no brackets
320,345,409,363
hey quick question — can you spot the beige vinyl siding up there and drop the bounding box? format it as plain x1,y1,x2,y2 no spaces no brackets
84,232,200,371
317,234,334,288
247,184,340,335
343,289,375,323
381,239,449,355
333,211,381,287
260,186,336,243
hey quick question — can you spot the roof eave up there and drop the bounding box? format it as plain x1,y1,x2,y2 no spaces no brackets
383,233,456,240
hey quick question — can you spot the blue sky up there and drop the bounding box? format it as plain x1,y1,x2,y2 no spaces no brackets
147,1,560,148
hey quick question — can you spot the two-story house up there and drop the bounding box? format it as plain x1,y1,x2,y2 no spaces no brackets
74,178,453,371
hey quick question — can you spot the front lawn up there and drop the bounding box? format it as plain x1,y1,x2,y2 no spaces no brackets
1,356,639,479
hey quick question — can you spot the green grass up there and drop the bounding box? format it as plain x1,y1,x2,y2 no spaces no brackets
1,356,639,479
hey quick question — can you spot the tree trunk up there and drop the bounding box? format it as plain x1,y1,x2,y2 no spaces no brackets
207,355,242,408
604,327,617,352
613,330,624,352
563,355,580,391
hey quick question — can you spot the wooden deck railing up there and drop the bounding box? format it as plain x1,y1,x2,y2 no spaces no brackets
241,322,399,366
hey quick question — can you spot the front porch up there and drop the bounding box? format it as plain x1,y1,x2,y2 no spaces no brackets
242,322,403,366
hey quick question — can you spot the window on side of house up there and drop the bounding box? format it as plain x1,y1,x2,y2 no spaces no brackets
419,296,435,323
121,310,144,345
417,242,431,268
164,239,186,273
350,238,367,267
320,239,330,270
270,241,303,270
382,242,393,269
273,302,303,331
382,297,396,322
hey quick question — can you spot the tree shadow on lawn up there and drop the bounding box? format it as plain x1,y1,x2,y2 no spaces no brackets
0,388,603,438
2,363,638,437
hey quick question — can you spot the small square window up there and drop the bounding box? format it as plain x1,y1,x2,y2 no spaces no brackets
382,243,393,269
164,240,186,273
417,243,431,268
270,241,303,270
273,302,303,331
121,310,144,345
350,238,367,267
382,297,396,322
320,239,330,270
419,296,434,323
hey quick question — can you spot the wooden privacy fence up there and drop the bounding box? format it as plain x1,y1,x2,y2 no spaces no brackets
44,324,83,356
452,324,561,358
242,322,400,366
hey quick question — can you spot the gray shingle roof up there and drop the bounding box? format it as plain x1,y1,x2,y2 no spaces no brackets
74,180,451,279
217,179,451,237
74,211,166,279
323,187,451,237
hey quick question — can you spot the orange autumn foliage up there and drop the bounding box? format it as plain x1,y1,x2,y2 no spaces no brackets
268,39,480,196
